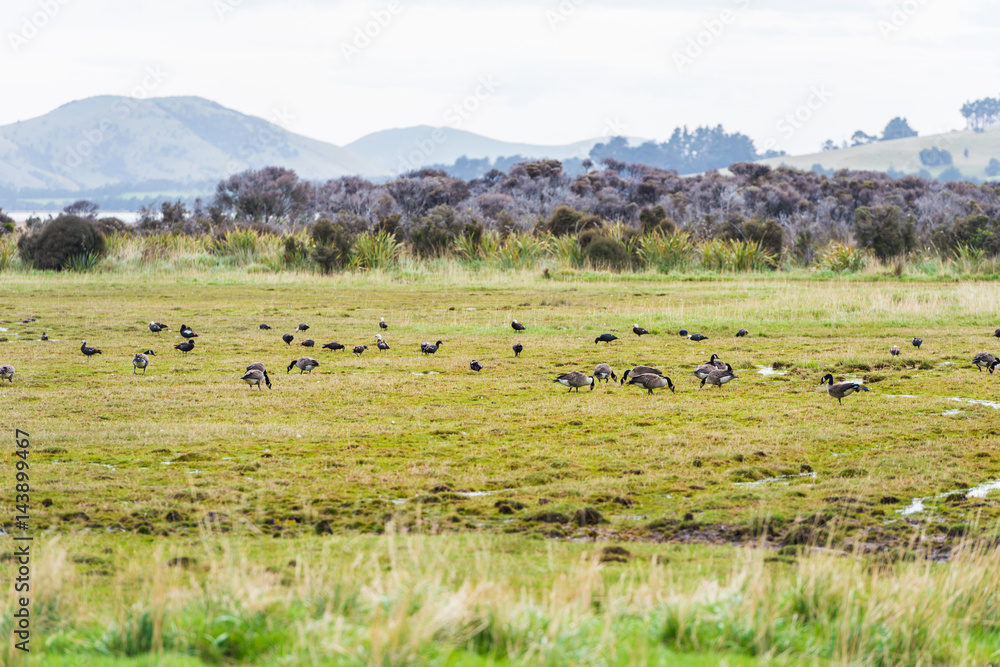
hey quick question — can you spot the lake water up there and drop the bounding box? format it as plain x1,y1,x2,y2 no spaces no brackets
6,210,141,223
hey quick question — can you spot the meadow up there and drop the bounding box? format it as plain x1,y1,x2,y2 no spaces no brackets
2,264,1000,665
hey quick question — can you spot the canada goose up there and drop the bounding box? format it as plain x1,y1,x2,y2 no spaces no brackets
322,341,345,351
512,320,526,332
81,341,102,359
148,322,168,333
890,346,900,356
513,343,523,357
912,337,922,348
40,332,48,341
820,373,870,404
595,333,618,344
632,324,649,336
243,363,272,388
692,361,722,380
132,352,151,374
992,360,1000,374
688,333,709,342
246,361,265,372
421,340,443,355
174,340,195,355
678,329,689,336
703,353,726,369
259,324,271,330
620,365,663,385
736,329,749,337
282,333,294,345
470,360,483,372
701,364,737,388
379,317,388,330
179,325,197,339
627,373,675,394
301,339,315,347
353,345,368,355
973,352,997,372
593,363,617,383
297,324,310,331
287,357,319,373
240,369,270,390
0,364,14,382
376,334,389,352
554,371,594,392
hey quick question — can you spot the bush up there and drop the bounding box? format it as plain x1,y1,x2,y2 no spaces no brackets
853,205,916,260
408,205,469,258
17,215,107,271
583,236,631,271
919,147,952,167
310,219,354,272
546,206,600,236
638,206,676,235
742,218,783,257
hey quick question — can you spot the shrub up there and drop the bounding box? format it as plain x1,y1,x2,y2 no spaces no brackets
546,206,600,236
351,231,403,271
919,147,952,167
742,218,783,257
853,205,916,260
310,219,355,273
583,236,631,271
638,206,676,235
409,205,471,258
17,215,107,271
816,242,867,272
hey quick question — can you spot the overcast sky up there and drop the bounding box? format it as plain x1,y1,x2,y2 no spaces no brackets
2,0,997,155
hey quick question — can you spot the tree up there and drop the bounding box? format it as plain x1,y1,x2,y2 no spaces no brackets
853,205,916,260
17,215,107,270
881,117,917,141
851,131,878,147
821,139,838,152
919,147,953,167
213,167,312,226
985,158,1000,177
63,200,99,219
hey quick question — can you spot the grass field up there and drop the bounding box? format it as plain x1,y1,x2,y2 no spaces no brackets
2,266,1000,665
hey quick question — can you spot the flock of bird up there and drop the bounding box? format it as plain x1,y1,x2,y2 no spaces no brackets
2,320,999,405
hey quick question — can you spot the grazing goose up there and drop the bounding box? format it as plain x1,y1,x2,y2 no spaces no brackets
553,371,595,392
240,369,269,390
688,333,709,342
300,339,315,347
595,333,618,344
353,345,368,355
322,341,345,351
912,337,922,348
627,373,675,394
174,340,195,355
620,365,663,385
703,353,726,369
81,341,102,360
132,352,151,374
973,352,997,372
736,329,749,337
593,363,617,383
701,364,738,388
692,361,722,381
820,374,870,404
244,362,272,388
0,364,14,383
259,323,272,330
376,334,390,352
379,317,388,330
179,325,197,339
246,361,266,373
890,346,900,356
297,324,310,331
511,320,526,332
470,360,483,372
40,332,48,341
148,322,168,333
282,333,294,345
632,324,649,336
512,343,523,357
287,357,320,373
678,329,689,337
421,340,443,355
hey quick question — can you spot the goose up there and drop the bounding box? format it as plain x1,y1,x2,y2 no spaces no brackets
287,357,319,373
244,362,272,388
0,364,14,383
678,329,689,337
701,364,737,388
174,340,195,355
132,352,151,374
620,365,663,385
376,334,390,352
353,345,368,356
259,323,272,330
593,363,617,383
973,352,997,372
911,337,922,348
512,343,523,357
179,325,197,339
736,329,749,337
322,341,345,351
511,320,526,332
246,361,266,373
40,332,48,341
282,333,294,345
820,374,870,404
421,340,442,355
688,333,709,342
297,324,310,331
300,339,315,348
470,360,483,372
703,353,726,369
627,373,675,394
379,317,388,330
595,333,618,344
240,369,269,390
692,360,722,380
148,322,168,333
632,324,649,336
81,341,102,360
890,346,900,356
553,371,594,392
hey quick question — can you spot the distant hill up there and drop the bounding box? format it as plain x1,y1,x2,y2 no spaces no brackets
758,127,1000,181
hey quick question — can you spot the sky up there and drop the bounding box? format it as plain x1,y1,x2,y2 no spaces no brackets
2,0,998,155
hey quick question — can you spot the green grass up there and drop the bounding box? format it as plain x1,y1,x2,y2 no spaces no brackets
3,268,1000,664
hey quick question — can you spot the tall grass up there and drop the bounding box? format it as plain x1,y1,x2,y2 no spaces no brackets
351,231,404,270
638,231,694,273
495,231,548,270
0,234,18,270
547,233,583,268
816,241,868,273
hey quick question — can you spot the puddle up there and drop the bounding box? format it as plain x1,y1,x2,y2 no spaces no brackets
900,498,925,516
735,472,816,487
756,365,787,376
389,498,406,505
942,409,963,416
946,397,1000,410
899,476,1000,515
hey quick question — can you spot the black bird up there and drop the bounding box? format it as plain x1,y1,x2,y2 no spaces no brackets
40,332,48,341
282,333,294,345
148,322,168,333
470,360,483,372
736,329,749,337
179,324,197,339
132,352,151,374
421,340,443,355
297,324,310,331
678,329,689,337
323,341,345,351
890,346,900,356
820,374,869,404
174,340,195,355
301,339,315,347
995,328,1000,338
595,333,618,344
379,317,388,330
288,357,319,373
512,343,523,357
353,345,368,356
627,373,675,395
511,320,526,332
688,333,708,342
632,324,649,336
376,334,389,352
259,324,272,330
912,337,922,348
245,362,272,389
81,340,102,360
